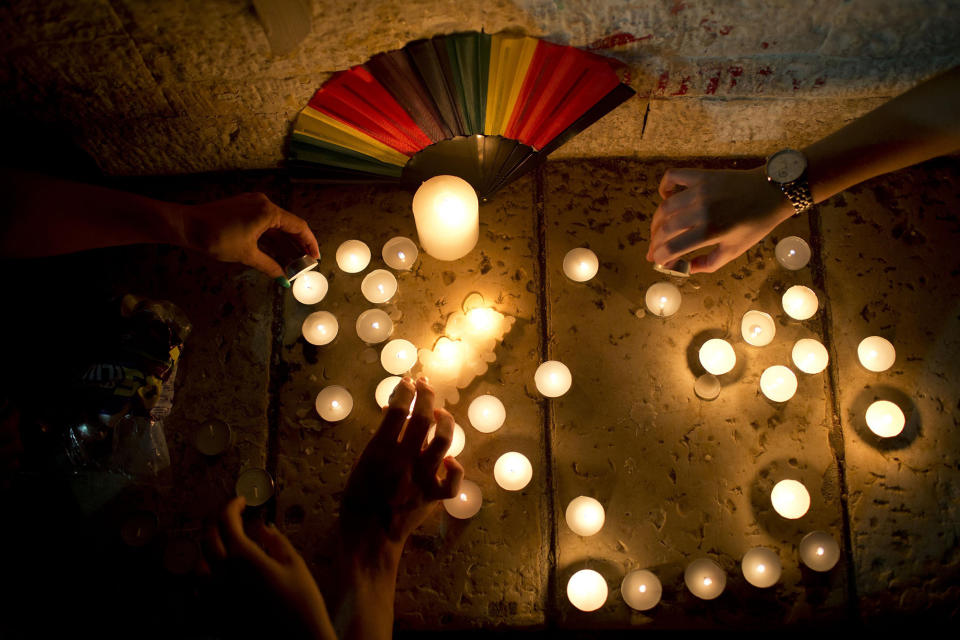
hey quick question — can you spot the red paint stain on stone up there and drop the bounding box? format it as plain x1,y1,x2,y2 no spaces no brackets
813,77,826,89
761,41,770,49
671,76,692,96
792,78,801,91
655,71,670,95
670,0,687,15
705,75,720,95
728,65,743,89
586,31,650,50
757,66,772,76
719,25,733,35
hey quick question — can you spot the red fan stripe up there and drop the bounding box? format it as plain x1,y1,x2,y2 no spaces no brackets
528,60,619,149
504,40,558,141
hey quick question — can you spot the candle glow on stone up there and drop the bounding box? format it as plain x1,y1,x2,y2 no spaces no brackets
291,271,329,305
799,531,841,572
699,338,736,375
412,175,479,261
426,422,466,457
865,400,906,438
782,285,819,320
443,478,482,518
621,570,662,611
562,248,599,282
360,269,398,304
792,338,829,374
302,311,338,346
356,309,393,344
494,452,533,491
771,479,810,519
467,394,506,433
565,496,605,536
775,236,811,270
741,547,782,588
567,569,608,612
684,558,726,600
857,336,896,372
315,385,353,422
760,365,798,402
335,239,371,273
534,361,572,397
644,281,682,317
382,236,418,270
741,310,776,346
235,468,275,507
380,339,417,375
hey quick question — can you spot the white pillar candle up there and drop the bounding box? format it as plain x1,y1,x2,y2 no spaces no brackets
782,285,818,320
443,478,482,518
534,361,572,397
374,376,403,408
741,310,776,346
792,338,829,374
335,239,371,273
494,452,533,491
699,338,736,375
426,422,466,457
562,247,599,282
382,236,418,270
567,569,608,612
621,570,662,611
760,365,798,402
770,479,810,519
644,281,682,317
741,547,782,588
360,269,398,304
412,175,479,261
467,395,506,433
380,339,417,375
194,420,231,456
291,271,329,305
865,400,905,437
694,373,721,400
315,385,353,422
775,236,811,270
565,496,605,536
235,468,275,507
799,531,841,572
302,311,338,346
858,336,895,372
684,558,726,600
356,309,393,344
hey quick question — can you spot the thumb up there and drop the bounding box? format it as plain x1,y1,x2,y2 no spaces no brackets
257,523,298,564
244,248,285,279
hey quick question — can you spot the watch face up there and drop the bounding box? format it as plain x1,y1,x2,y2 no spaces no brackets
767,149,807,184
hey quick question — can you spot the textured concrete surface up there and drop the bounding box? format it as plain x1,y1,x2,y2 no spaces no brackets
2,1,960,174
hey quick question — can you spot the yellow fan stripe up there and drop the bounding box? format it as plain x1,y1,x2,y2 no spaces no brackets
485,34,538,136
294,107,409,166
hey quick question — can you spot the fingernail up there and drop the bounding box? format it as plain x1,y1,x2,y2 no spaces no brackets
276,276,291,289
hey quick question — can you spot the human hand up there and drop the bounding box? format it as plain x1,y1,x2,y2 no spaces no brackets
646,167,795,274
180,192,320,283
204,496,336,640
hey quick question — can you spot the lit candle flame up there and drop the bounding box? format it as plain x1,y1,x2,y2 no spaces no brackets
639,584,647,593
459,493,467,501
397,251,405,260
372,322,379,329
816,547,824,556
703,577,712,587
751,325,762,336
331,400,340,409
757,564,765,573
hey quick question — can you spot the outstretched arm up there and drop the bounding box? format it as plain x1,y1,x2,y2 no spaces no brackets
648,65,960,273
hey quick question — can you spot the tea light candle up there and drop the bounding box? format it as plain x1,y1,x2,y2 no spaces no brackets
565,496,605,536
775,236,811,270
865,400,905,437
799,531,840,571
782,285,818,320
361,269,398,304
563,247,599,282
356,309,393,344
694,373,721,400
412,175,479,261
194,419,231,456
494,452,533,491
302,311,338,346
374,376,402,408
381,339,417,375
315,385,353,422
427,422,466,457
792,338,829,374
760,365,798,402
291,271,329,305
235,468,275,507
741,310,776,346
534,361,572,397
382,236,418,270
699,338,736,375
684,558,726,600
644,281,682,317
741,547,782,588
335,239,371,273
567,569,608,612
621,570,662,611
120,511,158,547
467,395,506,433
858,336,896,372
443,478,482,518
770,479,810,519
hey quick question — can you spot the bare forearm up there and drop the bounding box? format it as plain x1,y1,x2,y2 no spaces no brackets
335,546,401,640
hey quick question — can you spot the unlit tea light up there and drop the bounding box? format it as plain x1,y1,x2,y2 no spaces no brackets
291,271,329,305
741,547,782,588
621,570,662,611
356,309,393,344
412,175,479,261
468,395,506,433
562,247,599,282
535,361,572,397
775,236,811,270
382,236,418,270
771,479,810,519
567,569,607,612
195,420,231,456
792,338,829,374
360,269,398,303
644,281,682,317
315,385,353,422
694,373,721,400
858,336,895,372
699,338,736,375
565,496,605,536
381,339,417,375
443,478,482,518
741,310,776,346
865,400,905,438
799,531,840,571
302,311,338,346
494,452,533,491
335,239,371,273
235,468,274,507
760,365,798,402
684,558,725,600
782,285,818,320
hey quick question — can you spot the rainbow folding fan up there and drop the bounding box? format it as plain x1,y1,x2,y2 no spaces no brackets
287,31,635,199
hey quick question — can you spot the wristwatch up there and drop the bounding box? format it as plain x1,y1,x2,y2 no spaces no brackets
765,148,813,215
